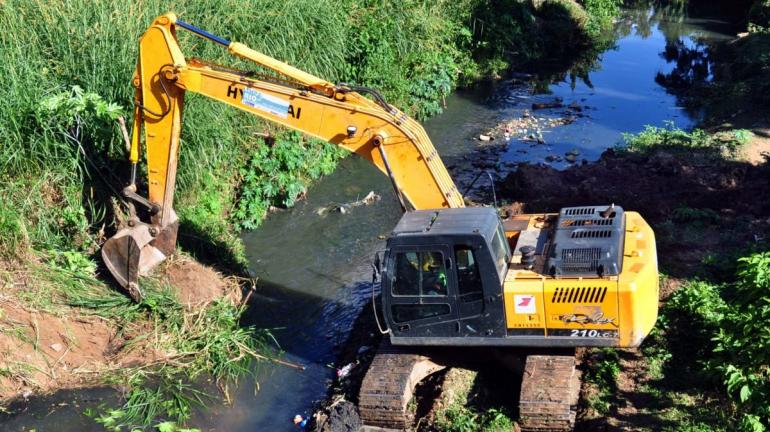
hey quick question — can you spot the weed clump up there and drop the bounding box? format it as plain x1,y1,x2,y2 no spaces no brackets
619,122,750,156
651,252,770,431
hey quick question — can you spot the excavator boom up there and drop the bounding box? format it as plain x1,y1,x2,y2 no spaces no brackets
103,14,463,297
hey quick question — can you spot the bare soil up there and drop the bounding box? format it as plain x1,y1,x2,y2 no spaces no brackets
0,257,236,404
744,128,770,165
162,255,236,308
500,145,770,277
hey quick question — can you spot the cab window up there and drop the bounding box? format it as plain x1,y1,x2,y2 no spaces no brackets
455,246,483,302
392,251,448,297
490,228,509,278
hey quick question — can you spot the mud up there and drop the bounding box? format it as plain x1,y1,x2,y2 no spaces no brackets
0,257,238,404
163,255,240,308
315,400,361,432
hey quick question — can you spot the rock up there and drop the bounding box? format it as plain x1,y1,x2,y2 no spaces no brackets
50,343,63,353
317,401,361,432
479,134,493,141
566,149,581,156
565,154,578,163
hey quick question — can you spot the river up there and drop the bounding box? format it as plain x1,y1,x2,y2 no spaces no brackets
0,5,735,432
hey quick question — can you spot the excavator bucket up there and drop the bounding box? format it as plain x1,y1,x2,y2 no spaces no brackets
101,220,177,302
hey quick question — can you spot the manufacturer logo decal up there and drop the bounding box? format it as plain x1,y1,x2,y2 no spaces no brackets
241,88,289,118
227,85,300,119
514,295,536,314
560,312,616,326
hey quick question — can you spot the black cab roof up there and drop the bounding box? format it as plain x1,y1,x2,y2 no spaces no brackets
390,208,500,243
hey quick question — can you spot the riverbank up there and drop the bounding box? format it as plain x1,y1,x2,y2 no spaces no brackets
505,124,769,431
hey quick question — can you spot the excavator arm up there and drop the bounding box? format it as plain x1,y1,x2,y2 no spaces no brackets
103,14,464,298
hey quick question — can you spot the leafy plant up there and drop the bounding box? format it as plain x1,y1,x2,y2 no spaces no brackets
232,131,344,230
653,252,770,431
711,252,770,431
583,348,621,415
620,122,750,155
434,405,514,432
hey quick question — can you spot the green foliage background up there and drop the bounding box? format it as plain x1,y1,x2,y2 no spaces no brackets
658,253,770,431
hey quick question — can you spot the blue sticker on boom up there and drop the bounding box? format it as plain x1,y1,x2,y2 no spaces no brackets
241,88,289,118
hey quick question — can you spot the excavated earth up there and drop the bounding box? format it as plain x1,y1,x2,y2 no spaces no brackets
0,256,236,405
500,147,770,275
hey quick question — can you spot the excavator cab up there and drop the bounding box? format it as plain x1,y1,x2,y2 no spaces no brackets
381,208,510,342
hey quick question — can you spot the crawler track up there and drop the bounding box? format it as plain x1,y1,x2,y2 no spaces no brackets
358,343,446,430
518,354,581,432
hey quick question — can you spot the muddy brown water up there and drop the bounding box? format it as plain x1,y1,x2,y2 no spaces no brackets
0,6,736,431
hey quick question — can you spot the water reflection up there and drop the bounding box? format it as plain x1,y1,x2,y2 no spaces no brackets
497,6,734,169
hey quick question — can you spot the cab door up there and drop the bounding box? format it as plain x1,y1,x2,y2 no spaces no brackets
454,245,486,324
385,245,460,339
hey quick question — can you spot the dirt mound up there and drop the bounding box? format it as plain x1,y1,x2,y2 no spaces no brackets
163,256,236,307
0,255,239,404
501,148,770,221
0,301,115,401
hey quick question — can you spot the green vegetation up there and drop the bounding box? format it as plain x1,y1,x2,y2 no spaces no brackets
642,252,770,431
583,348,622,415
233,131,346,230
430,369,515,432
643,0,770,126
435,406,514,432
469,0,622,77
620,122,750,155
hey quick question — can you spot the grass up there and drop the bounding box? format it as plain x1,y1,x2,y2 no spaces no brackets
429,369,516,432
619,122,751,156
582,348,622,416
36,258,274,430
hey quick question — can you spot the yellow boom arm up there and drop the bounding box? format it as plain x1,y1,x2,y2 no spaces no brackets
103,14,464,298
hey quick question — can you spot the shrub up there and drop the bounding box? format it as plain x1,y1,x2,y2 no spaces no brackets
620,122,750,155
660,252,770,431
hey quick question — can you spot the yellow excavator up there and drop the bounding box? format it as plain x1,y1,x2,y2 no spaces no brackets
103,14,659,431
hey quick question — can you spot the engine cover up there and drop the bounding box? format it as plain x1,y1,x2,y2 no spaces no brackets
547,205,625,277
